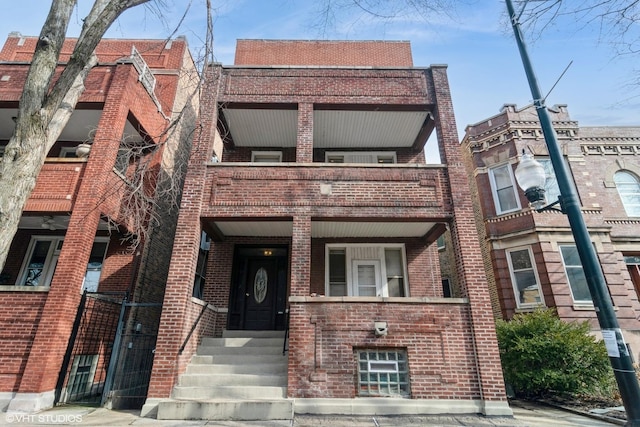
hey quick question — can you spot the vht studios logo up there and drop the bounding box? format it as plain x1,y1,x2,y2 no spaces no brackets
5,412,83,424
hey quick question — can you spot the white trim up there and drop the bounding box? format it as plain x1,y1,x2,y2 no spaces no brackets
325,243,408,297
488,162,521,214
325,151,396,164
251,151,282,162
17,236,64,287
505,246,544,309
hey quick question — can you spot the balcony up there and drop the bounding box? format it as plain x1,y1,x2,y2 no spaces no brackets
202,162,450,241
24,159,86,212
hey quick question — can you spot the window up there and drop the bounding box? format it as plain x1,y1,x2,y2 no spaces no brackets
251,151,282,162
82,239,109,292
326,244,407,297
192,231,210,299
59,147,79,158
436,235,445,250
489,163,520,214
325,152,396,164
615,171,640,217
18,237,64,286
442,278,452,298
559,245,592,303
506,247,543,307
538,158,561,206
357,349,409,397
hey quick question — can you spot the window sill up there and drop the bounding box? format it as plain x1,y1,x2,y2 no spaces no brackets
573,302,596,311
289,296,469,304
514,304,545,313
0,285,50,292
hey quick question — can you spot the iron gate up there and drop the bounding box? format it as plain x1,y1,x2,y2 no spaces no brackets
56,292,161,409
55,291,124,406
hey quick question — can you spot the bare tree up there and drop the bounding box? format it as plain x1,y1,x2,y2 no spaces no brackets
312,0,460,37
515,1,640,55
0,0,212,271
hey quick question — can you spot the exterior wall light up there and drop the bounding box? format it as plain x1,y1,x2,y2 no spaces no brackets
514,151,562,212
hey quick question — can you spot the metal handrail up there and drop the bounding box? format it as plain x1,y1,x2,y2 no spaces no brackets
282,307,289,355
179,303,209,354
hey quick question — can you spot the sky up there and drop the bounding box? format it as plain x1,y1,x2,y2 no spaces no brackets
1,0,639,143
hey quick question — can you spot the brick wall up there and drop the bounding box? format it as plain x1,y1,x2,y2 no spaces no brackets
234,40,413,67
288,300,479,399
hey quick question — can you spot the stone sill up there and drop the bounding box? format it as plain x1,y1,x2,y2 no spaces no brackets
0,285,49,292
289,296,468,304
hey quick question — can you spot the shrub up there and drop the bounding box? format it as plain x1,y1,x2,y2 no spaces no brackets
496,308,613,398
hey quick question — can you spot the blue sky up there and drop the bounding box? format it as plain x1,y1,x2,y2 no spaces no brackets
1,0,639,141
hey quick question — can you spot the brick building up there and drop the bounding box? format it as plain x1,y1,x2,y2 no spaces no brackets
142,40,511,420
462,104,640,354
0,33,197,412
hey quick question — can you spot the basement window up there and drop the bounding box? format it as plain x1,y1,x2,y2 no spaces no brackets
356,349,409,397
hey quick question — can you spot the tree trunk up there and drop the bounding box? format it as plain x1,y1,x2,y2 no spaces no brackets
0,0,148,272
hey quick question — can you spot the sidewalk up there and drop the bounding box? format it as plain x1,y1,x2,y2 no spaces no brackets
2,400,621,426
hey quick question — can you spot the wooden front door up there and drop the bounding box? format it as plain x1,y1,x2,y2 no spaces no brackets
228,246,288,330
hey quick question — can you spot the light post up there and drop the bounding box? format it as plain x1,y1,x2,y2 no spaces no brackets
505,0,640,424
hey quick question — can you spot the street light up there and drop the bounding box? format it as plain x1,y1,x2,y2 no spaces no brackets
505,0,640,424
514,151,562,212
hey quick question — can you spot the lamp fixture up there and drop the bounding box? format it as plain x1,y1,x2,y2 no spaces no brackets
514,150,562,212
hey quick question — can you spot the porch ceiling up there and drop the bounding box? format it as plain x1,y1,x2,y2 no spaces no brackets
18,215,111,231
210,220,436,238
0,108,143,142
220,107,431,149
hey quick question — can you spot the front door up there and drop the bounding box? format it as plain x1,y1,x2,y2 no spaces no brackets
228,246,288,330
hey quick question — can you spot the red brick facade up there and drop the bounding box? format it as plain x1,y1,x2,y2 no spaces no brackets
0,34,196,412
462,104,640,355
148,40,509,416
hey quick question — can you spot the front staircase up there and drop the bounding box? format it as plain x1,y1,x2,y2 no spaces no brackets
156,330,292,420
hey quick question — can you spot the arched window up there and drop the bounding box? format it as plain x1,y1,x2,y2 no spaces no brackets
614,171,640,217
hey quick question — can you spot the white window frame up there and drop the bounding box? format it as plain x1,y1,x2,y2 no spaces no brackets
325,243,409,297
81,237,110,292
488,163,521,214
251,151,282,163
537,158,562,206
559,244,593,304
324,151,397,164
614,170,640,217
356,349,409,397
17,236,64,287
506,246,544,308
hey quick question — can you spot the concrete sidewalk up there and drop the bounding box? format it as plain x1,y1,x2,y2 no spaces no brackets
2,400,621,426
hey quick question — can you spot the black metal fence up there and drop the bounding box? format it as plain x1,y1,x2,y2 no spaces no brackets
56,292,161,409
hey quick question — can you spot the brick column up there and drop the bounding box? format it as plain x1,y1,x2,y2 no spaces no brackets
145,65,222,405
8,65,136,413
290,215,311,296
427,66,509,414
296,103,313,163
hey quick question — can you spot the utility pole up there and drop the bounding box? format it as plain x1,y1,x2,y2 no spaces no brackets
504,0,640,424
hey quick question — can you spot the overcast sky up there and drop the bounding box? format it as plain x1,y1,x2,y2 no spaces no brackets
1,0,638,143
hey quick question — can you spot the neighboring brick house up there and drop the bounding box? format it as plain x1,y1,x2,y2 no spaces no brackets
462,103,640,354
143,40,511,419
0,33,197,412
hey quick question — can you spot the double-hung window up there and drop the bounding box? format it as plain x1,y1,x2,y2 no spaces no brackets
489,163,520,214
325,152,396,164
537,158,561,206
326,244,407,297
506,247,543,308
559,245,592,303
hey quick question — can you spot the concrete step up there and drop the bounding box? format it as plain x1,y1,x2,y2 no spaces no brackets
190,354,286,365
178,373,287,387
186,362,286,375
222,330,286,339
197,345,283,355
201,337,285,347
172,385,287,400
157,398,293,421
